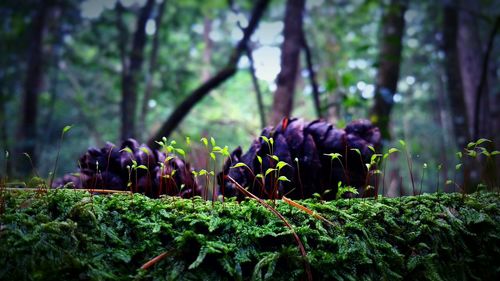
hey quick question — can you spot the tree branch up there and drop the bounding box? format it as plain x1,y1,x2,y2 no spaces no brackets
140,0,167,139
246,45,267,128
147,0,270,146
473,15,499,140
302,34,322,118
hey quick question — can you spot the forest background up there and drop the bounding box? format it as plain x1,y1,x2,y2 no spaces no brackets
0,0,499,196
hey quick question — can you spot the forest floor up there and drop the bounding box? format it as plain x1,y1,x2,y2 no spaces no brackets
0,189,499,280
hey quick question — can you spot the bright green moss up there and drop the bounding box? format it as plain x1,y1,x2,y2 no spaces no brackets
0,190,499,280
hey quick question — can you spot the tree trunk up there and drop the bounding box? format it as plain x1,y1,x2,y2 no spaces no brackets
201,17,213,82
442,3,476,189
121,0,155,140
456,0,489,139
246,46,267,128
442,5,470,152
269,0,306,126
472,15,499,140
139,0,167,140
369,0,407,142
302,35,322,119
147,0,270,147
15,0,50,176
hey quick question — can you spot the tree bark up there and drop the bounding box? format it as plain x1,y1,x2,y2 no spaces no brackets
369,0,407,142
201,17,213,82
456,0,489,139
269,0,306,126
139,0,167,140
15,0,50,176
302,35,322,119
120,0,155,140
147,0,270,147
246,46,267,128
442,3,477,189
472,15,499,140
442,4,470,151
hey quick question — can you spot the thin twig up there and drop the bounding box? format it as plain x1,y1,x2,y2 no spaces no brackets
4,188,132,194
226,176,312,281
140,250,173,270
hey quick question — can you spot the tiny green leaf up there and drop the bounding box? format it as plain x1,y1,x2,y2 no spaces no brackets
399,140,406,147
231,162,248,169
120,147,133,154
491,151,500,156
445,180,453,185
324,153,342,159
255,174,263,179
475,138,491,146
367,145,375,153
175,148,186,156
257,155,263,165
277,176,290,182
269,155,279,161
265,168,276,177
62,125,73,134
351,148,361,156
276,161,290,171
201,137,208,147
466,150,477,158
137,165,148,170
185,136,191,146
199,169,208,176
210,137,216,147
455,163,462,170
140,147,150,155
261,136,269,144
388,148,399,154
210,152,216,160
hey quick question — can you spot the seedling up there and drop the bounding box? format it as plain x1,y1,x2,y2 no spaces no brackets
399,140,416,196
324,152,348,188
335,181,359,199
49,125,72,189
294,158,304,199
381,147,399,196
419,163,427,195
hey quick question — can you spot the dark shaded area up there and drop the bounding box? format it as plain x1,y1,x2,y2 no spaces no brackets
220,118,381,200
54,138,199,198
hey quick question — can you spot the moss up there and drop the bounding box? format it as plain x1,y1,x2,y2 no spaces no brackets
0,190,499,280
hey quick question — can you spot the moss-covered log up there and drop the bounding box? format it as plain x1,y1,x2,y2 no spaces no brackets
0,190,499,280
